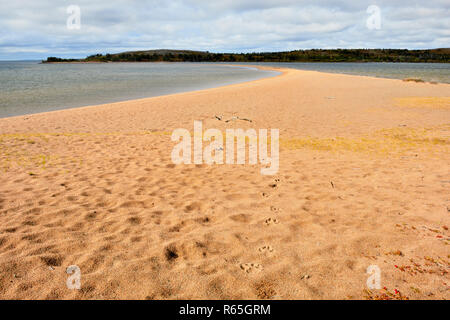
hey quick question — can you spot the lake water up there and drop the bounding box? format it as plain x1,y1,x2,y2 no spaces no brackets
0,62,277,118
0,61,448,119
244,62,450,84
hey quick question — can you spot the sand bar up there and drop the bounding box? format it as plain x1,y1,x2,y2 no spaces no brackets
0,66,449,299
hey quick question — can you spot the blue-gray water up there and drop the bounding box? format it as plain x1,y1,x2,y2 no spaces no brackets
240,62,450,84
0,61,448,119
0,61,277,118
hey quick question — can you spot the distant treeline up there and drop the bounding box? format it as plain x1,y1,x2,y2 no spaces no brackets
44,48,450,63
45,57,79,63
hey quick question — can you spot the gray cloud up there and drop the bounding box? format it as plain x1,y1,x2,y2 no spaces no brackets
0,0,448,59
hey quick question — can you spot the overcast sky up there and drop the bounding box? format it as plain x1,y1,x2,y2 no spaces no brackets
0,0,449,60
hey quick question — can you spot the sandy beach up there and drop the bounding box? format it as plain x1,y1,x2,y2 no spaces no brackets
0,66,449,299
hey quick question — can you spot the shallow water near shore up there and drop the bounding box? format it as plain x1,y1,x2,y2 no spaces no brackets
240,62,450,84
1,61,448,119
0,62,278,118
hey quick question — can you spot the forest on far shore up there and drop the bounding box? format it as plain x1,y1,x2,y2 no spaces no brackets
44,48,450,63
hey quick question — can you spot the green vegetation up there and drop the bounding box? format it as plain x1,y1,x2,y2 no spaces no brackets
43,48,450,63
45,57,79,63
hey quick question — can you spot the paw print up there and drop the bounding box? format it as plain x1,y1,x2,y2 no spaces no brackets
240,263,263,273
258,245,274,254
264,217,280,225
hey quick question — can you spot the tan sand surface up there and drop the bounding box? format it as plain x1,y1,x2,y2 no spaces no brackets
0,67,449,299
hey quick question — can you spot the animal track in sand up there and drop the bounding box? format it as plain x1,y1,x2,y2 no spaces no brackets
240,263,263,273
264,218,280,226
127,216,142,225
229,214,251,223
258,245,274,254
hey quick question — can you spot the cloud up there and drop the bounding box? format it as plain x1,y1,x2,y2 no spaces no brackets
0,0,448,59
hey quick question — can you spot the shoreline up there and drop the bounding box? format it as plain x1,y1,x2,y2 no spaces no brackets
0,65,285,121
1,64,449,122
37,60,450,86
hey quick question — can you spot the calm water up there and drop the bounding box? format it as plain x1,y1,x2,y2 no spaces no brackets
243,62,450,84
1,61,448,119
0,61,277,118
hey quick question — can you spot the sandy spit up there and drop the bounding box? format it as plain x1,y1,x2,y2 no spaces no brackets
0,66,449,299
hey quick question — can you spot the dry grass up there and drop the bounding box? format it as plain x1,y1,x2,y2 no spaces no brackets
281,125,450,155
1,125,449,173
394,97,450,109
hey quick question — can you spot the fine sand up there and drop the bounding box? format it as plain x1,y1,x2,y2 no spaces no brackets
0,66,449,300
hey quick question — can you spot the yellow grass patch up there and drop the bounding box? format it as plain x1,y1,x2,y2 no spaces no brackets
0,131,171,173
0,125,449,172
281,125,450,155
394,97,450,109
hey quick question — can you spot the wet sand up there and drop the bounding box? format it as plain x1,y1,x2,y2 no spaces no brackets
0,66,449,299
